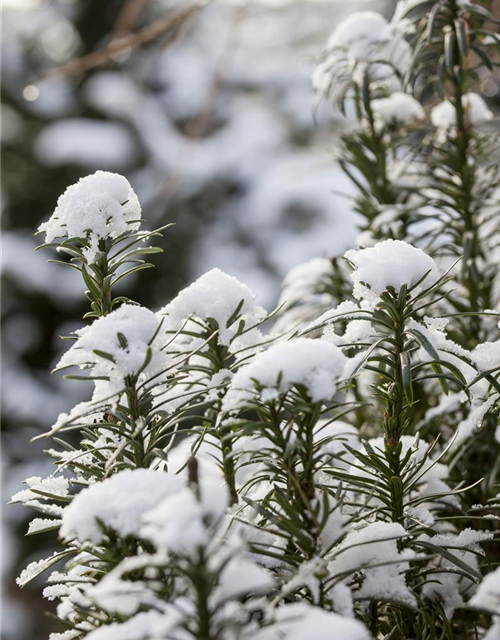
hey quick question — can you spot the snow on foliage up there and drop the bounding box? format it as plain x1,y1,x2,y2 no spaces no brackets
256,603,372,640
56,304,167,402
431,93,493,129
141,467,227,557
371,92,425,125
345,239,439,301
313,10,412,101
11,475,70,504
38,171,141,262
329,522,417,607
222,337,347,411
15,1,500,639
278,257,335,308
60,469,184,543
326,11,390,61
158,267,267,348
471,566,500,613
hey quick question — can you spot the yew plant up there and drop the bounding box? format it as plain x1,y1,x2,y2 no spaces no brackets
13,1,500,639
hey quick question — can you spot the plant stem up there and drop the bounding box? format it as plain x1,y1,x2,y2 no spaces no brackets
382,293,408,524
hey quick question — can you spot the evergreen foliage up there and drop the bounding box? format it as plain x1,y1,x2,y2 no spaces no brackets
14,2,500,639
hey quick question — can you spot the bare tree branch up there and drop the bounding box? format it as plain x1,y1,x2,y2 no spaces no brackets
35,2,210,83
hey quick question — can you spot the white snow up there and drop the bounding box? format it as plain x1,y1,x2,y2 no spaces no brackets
278,257,334,308
430,93,493,129
43,584,71,601
329,521,417,607
313,10,412,101
59,469,185,543
472,340,500,372
11,475,70,504
27,518,61,535
327,11,389,60
48,632,81,640
222,338,347,411
430,528,494,554
254,603,371,640
56,305,168,402
215,556,274,602
418,531,485,617
371,92,425,125
470,567,500,613
84,608,183,640
17,550,70,587
286,607,371,640
141,467,227,557
88,573,156,616
38,171,141,262
345,240,439,301
158,268,267,347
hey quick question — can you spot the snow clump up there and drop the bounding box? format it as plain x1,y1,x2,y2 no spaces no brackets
326,11,390,61
158,268,266,348
345,239,439,301
222,337,347,412
38,171,141,263
371,92,425,125
60,469,185,543
56,305,168,400
431,93,493,129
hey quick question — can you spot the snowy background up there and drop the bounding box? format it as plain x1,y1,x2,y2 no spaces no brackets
1,0,395,638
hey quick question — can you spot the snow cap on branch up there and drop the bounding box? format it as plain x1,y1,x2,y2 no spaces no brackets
371,92,425,125
56,304,166,384
327,11,390,61
38,171,141,263
470,566,500,613
257,603,372,640
222,337,347,412
60,469,185,543
158,268,266,348
431,93,493,129
329,522,417,607
345,239,439,301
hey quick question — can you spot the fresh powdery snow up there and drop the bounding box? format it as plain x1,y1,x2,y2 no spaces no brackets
430,93,493,129
371,92,425,125
278,257,335,308
11,475,70,504
38,171,141,262
470,566,500,612
84,608,183,640
222,338,347,411
215,556,274,603
284,608,371,640
472,340,500,372
313,10,411,98
158,268,266,347
329,522,417,608
345,240,439,301
59,469,185,543
140,467,227,557
56,305,167,394
326,11,390,60
254,603,371,640
27,518,62,535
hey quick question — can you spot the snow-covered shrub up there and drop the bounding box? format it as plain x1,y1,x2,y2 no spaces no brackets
15,2,500,639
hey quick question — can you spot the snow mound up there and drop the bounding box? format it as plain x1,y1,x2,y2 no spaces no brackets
38,171,141,262
222,337,347,411
158,268,266,347
431,93,493,129
345,240,439,301
60,469,184,543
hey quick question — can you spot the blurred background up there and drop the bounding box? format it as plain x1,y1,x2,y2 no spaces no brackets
2,0,470,637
